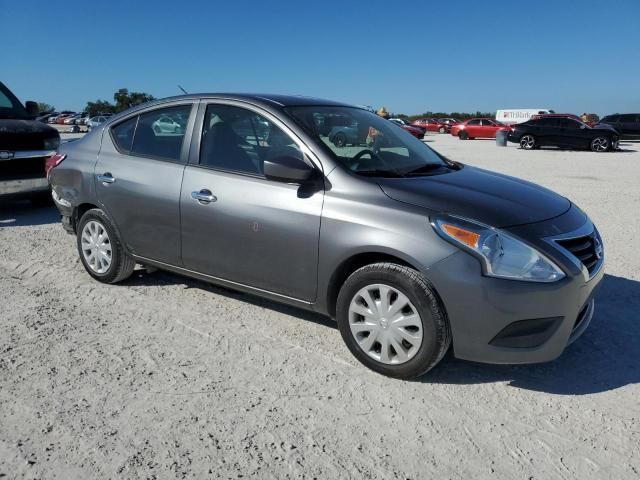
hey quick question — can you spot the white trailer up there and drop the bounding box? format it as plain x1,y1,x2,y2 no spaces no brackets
496,109,555,125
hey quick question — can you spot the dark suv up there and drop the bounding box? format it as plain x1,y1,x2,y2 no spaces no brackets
598,114,640,140
0,81,60,202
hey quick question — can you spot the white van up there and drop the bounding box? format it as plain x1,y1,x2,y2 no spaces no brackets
496,109,555,125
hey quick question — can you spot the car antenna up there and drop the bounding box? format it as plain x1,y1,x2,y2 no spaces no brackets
178,85,189,95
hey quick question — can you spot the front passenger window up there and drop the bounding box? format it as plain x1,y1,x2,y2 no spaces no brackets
200,104,303,175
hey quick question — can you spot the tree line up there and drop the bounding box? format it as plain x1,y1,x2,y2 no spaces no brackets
84,88,156,116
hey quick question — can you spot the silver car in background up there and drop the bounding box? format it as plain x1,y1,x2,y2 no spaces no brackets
49,94,604,378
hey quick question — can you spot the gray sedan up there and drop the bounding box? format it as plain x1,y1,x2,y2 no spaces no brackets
49,94,604,378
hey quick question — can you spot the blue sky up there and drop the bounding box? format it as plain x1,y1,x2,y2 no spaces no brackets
2,0,639,115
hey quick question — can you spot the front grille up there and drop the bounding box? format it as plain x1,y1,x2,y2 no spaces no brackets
555,232,602,275
0,157,46,180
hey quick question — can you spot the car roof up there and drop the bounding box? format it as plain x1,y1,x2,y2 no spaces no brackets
144,93,352,108
98,93,358,128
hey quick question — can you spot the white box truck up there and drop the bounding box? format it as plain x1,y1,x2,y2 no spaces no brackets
496,109,555,125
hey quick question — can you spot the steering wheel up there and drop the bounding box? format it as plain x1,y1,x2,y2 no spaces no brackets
353,149,375,161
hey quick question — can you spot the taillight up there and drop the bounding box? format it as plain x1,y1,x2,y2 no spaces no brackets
45,153,66,179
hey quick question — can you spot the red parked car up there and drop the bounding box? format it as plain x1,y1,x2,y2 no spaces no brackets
400,124,425,139
451,118,509,140
411,118,443,133
437,118,461,133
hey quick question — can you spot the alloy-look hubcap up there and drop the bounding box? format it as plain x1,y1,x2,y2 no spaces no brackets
592,137,608,152
348,284,423,365
81,220,112,274
520,135,535,149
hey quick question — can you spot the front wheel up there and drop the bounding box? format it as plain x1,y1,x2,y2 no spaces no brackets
520,134,536,150
458,131,468,140
439,126,446,133
77,209,136,284
590,136,610,152
333,133,347,148
336,263,451,379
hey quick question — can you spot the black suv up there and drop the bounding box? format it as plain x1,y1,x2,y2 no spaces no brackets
0,81,60,202
507,117,619,152
597,114,640,140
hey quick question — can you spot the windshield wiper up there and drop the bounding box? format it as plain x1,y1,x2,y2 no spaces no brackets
403,163,448,176
356,170,403,178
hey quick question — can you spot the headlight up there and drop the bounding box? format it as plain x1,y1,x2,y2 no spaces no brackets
44,136,60,150
431,216,565,283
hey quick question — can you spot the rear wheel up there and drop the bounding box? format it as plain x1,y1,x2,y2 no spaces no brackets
439,126,446,133
459,131,468,140
336,263,451,379
77,209,135,284
520,134,536,150
590,136,610,152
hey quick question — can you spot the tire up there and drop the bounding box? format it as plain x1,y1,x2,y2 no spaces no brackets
458,131,468,140
336,263,451,379
439,126,446,134
334,133,347,148
520,134,536,150
77,208,135,284
590,136,610,152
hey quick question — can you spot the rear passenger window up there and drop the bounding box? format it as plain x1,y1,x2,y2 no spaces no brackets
130,105,192,162
111,116,138,152
618,114,636,122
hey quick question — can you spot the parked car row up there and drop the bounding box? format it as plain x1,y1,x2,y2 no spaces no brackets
442,111,637,153
41,111,114,127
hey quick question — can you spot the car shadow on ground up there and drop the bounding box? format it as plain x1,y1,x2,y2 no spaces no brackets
0,201,59,228
125,268,337,331
424,273,640,395
129,268,639,395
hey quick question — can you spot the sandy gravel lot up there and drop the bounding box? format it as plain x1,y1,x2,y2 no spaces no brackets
1,133,639,479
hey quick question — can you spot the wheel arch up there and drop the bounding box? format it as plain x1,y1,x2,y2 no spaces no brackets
325,251,422,319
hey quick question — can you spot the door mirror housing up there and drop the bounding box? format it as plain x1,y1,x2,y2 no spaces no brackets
25,101,39,118
264,155,315,183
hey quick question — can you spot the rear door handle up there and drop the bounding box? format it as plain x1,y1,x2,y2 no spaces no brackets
191,189,217,204
96,172,115,184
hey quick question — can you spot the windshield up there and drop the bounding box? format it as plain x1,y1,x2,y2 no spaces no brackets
284,106,452,177
0,82,29,120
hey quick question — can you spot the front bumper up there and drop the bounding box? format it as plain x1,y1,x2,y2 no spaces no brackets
426,215,604,364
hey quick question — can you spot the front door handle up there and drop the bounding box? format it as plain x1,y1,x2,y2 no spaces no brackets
96,172,115,184
191,189,217,204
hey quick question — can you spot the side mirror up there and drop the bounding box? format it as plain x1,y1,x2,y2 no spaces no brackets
25,101,39,118
264,155,315,183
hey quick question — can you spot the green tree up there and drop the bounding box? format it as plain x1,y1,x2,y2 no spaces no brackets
113,88,155,112
85,100,116,117
37,102,55,113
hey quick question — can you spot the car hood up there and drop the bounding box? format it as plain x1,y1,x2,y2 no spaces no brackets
0,119,59,150
592,123,618,133
377,165,571,228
